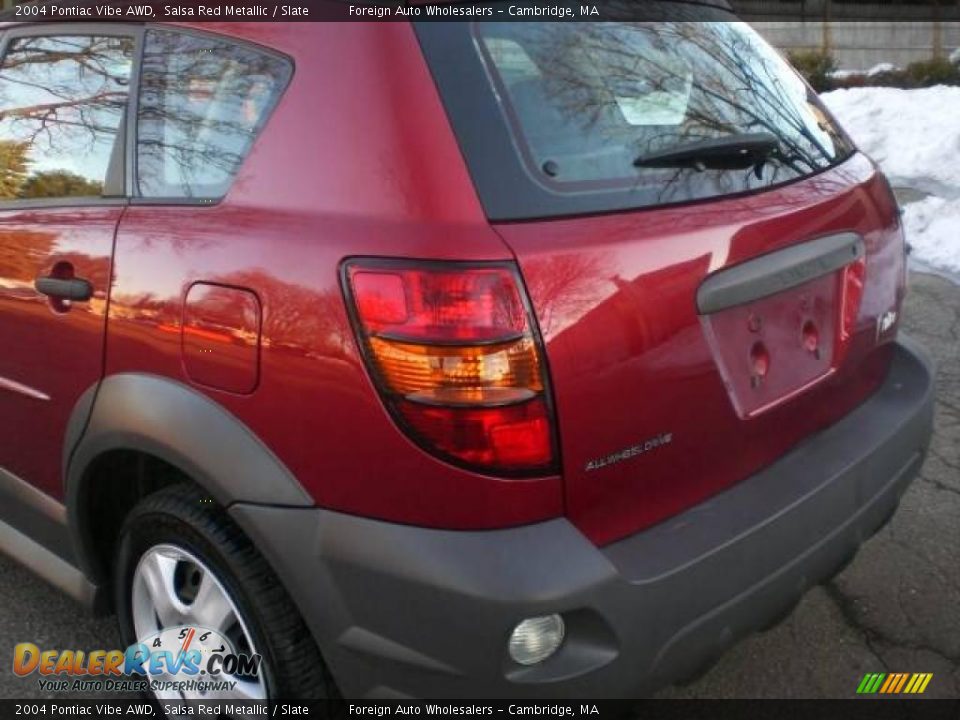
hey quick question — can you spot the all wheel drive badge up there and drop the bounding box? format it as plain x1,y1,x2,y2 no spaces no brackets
585,432,674,472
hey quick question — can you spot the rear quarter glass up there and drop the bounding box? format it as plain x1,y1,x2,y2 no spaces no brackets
415,11,855,220
136,28,293,201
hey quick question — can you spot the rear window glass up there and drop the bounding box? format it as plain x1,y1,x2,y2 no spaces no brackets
137,30,292,200
417,17,855,220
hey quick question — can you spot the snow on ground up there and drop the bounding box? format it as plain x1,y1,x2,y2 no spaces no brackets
867,62,898,77
829,63,900,79
821,86,960,277
901,196,960,274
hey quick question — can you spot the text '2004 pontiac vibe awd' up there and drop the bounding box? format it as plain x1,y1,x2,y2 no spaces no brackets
0,1,934,701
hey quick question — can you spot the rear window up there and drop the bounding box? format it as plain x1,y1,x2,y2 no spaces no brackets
416,15,854,220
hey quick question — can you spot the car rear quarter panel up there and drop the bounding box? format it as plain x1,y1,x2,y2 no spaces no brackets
103,22,563,528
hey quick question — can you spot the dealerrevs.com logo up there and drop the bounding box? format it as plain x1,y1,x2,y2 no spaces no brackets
13,625,261,694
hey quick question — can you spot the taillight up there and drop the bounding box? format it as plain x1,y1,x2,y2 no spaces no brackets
342,260,557,475
840,255,866,341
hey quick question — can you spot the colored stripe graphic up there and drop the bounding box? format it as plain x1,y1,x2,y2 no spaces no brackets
893,673,909,693
906,673,933,694
857,673,886,694
881,673,903,693
857,672,932,694
879,674,897,693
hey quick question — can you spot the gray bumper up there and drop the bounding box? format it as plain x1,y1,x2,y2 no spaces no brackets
231,338,934,699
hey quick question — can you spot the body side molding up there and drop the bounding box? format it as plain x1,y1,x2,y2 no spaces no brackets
0,516,99,610
0,466,73,562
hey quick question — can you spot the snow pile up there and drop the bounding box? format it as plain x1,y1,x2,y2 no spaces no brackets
821,86,960,197
901,197,960,274
827,64,899,82
822,86,960,276
867,62,898,77
829,69,862,80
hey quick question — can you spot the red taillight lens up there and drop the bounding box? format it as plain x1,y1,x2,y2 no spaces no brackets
349,267,526,342
840,255,866,341
396,399,553,469
343,260,556,475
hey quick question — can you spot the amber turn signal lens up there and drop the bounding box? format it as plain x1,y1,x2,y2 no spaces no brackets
368,336,542,403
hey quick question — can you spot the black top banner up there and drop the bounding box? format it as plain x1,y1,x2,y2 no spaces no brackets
2,0,959,23
0,0,725,22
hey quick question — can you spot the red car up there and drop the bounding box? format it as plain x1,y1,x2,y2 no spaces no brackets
0,5,934,701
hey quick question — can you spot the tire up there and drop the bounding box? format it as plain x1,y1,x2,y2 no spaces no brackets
114,483,337,700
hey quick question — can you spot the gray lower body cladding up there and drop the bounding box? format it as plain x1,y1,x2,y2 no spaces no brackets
231,337,935,698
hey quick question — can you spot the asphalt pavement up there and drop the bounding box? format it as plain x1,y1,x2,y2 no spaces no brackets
0,272,956,700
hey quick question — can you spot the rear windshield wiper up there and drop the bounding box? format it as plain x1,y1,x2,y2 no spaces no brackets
633,132,780,171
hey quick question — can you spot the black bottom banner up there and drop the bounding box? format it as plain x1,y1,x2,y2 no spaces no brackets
0,700,959,720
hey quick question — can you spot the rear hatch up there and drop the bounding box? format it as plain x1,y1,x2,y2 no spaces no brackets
416,14,907,545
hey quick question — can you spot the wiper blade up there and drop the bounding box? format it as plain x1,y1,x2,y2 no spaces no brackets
633,132,780,170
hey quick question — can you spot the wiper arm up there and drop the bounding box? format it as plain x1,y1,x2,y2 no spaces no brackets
633,132,780,170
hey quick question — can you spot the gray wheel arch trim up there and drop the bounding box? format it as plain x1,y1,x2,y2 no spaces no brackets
66,373,312,580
